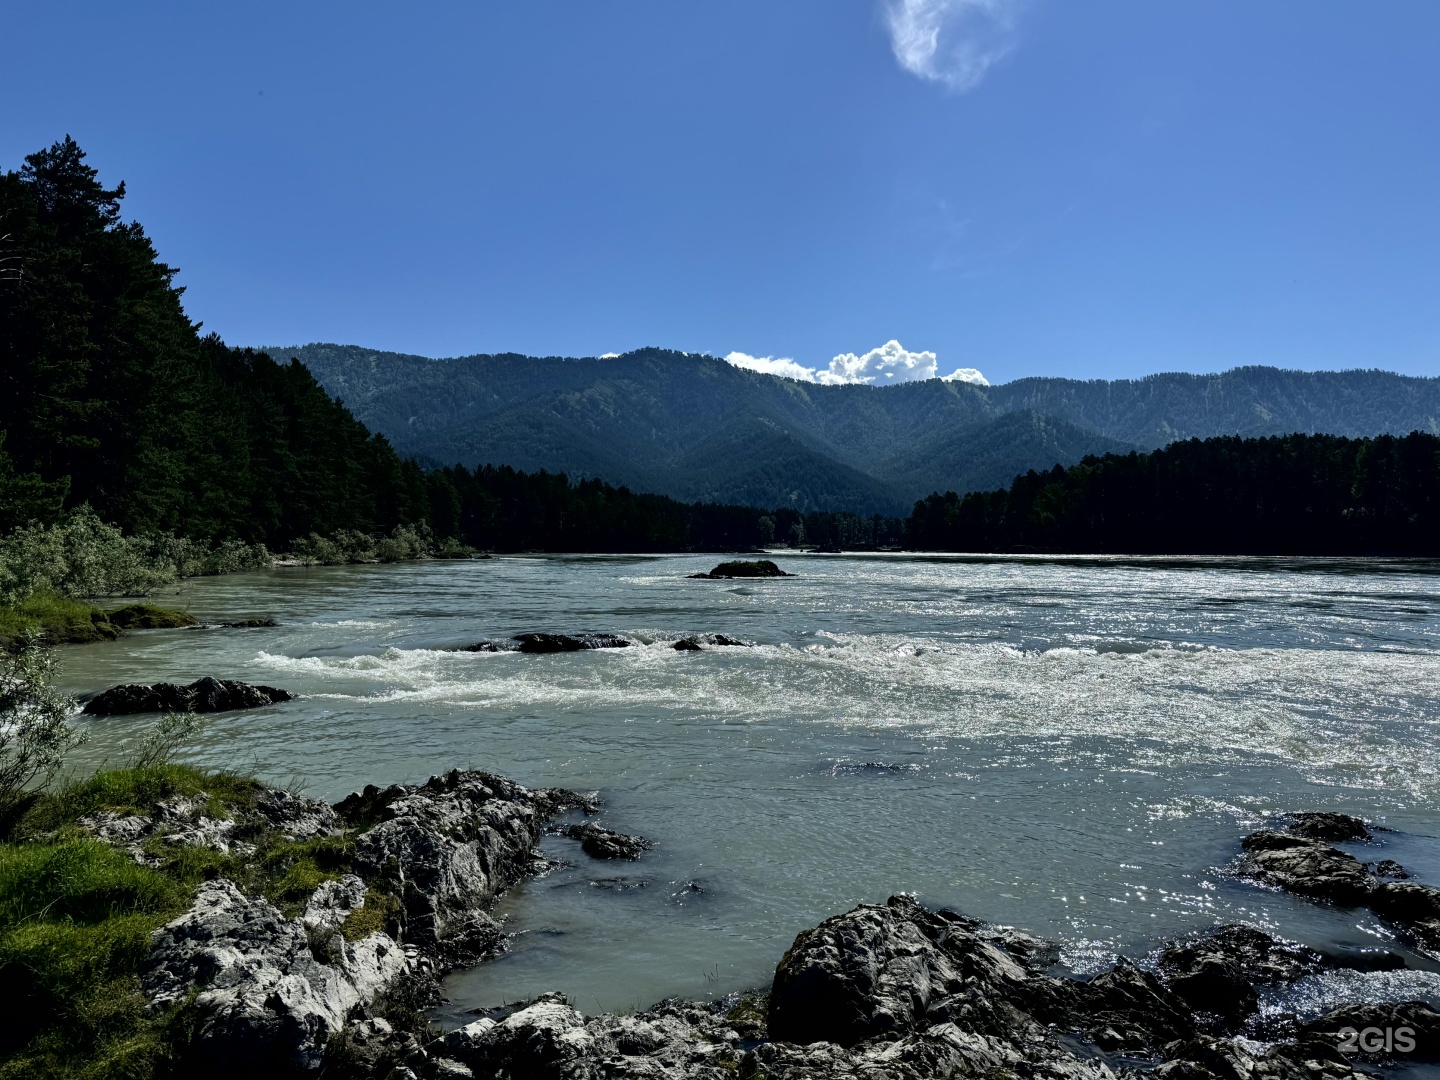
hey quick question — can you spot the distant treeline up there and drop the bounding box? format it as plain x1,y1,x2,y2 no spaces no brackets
909,433,1440,556
425,464,906,552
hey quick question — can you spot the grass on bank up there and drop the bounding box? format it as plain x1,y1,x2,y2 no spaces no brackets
0,593,199,651
0,763,365,1079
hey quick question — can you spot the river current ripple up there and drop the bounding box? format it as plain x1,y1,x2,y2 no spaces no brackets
57,554,1440,1020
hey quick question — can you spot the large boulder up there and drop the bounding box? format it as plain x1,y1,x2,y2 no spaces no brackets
82,677,293,715
689,560,792,579
343,769,591,965
767,894,1065,1048
142,879,408,1074
1287,812,1371,842
1157,924,1323,1030
1238,831,1376,905
1370,881,1440,950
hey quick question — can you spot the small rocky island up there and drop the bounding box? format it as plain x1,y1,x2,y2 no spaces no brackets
45,767,1440,1079
82,677,295,714
688,559,793,579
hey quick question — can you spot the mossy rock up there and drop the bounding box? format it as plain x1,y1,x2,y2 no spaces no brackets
690,560,793,579
106,604,198,630
0,593,118,649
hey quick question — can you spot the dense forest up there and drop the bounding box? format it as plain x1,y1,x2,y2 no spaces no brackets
909,433,1440,556
0,138,431,544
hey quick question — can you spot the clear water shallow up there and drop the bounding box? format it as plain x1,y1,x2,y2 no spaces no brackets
56,553,1440,1023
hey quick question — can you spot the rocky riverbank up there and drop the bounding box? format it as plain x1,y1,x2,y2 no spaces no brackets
22,770,1440,1080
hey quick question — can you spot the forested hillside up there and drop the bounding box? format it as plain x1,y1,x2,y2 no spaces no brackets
986,368,1440,447
274,343,1440,514
0,139,430,546
909,432,1440,556
3,139,857,559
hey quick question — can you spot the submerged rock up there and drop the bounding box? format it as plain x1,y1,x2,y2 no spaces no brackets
672,633,752,650
1237,819,1440,953
689,559,793,579
513,632,632,653
219,617,279,628
82,677,293,715
560,822,651,860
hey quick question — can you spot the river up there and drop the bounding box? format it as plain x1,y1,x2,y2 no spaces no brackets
56,553,1440,1024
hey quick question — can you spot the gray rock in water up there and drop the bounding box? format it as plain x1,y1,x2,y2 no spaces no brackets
83,677,293,715
767,894,1066,1049
424,892,1408,1080
689,560,793,579
1157,924,1324,1030
344,769,590,966
560,822,651,860
672,634,752,650
1237,822,1440,953
1371,881,1440,950
1239,831,1376,905
513,632,632,653
142,879,408,1073
1288,812,1372,842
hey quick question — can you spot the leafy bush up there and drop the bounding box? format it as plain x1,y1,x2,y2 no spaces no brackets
287,522,437,565
0,507,271,607
0,637,85,815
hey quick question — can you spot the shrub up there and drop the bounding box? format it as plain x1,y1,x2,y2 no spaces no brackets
0,638,85,815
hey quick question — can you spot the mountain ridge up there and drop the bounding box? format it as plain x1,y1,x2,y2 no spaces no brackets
262,343,1440,515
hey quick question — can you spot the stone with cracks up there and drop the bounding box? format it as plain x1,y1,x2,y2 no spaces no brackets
344,769,591,965
1239,831,1376,905
142,880,408,1073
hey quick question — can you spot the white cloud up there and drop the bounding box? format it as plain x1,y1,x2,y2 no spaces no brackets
724,341,987,388
883,0,1018,93
724,351,822,383
820,340,937,385
599,352,621,358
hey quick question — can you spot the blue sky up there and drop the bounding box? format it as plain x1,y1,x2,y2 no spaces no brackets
5,1,1439,384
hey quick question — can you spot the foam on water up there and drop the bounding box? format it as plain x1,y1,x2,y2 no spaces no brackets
54,553,1440,1019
